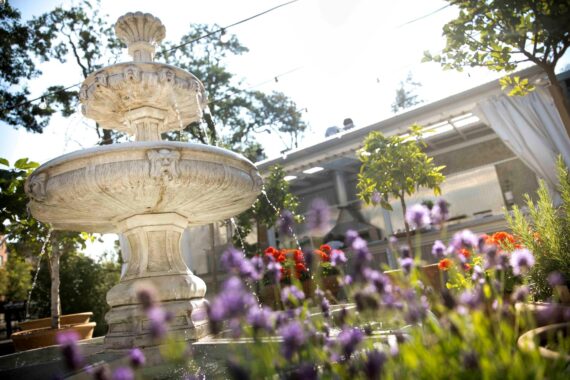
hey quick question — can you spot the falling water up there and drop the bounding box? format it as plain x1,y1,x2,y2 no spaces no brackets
172,94,185,142
229,217,261,306
261,188,301,250
26,227,53,318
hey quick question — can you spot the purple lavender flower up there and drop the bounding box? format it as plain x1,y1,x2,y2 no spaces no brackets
147,307,170,339
431,198,449,225
330,249,347,266
459,289,481,309
279,321,306,360
129,348,145,368
450,229,478,251
364,349,387,379
371,191,382,205
250,255,264,279
510,248,535,275
363,268,391,294
388,235,398,247
56,330,83,371
266,259,282,284
278,209,295,236
338,327,364,358
548,271,565,287
399,257,414,274
247,307,273,333
290,363,318,380
510,285,530,303
352,237,372,262
431,240,446,259
112,367,134,380
281,285,305,308
405,204,431,229
343,275,353,286
306,198,330,233
208,276,255,322
221,247,261,280
399,245,411,259
354,285,380,312
345,229,359,247
136,287,156,311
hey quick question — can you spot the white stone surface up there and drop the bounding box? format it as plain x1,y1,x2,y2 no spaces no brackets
25,11,263,348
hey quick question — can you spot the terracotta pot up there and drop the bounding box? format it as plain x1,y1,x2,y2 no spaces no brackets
517,322,570,361
18,312,93,331
259,276,341,309
11,322,96,352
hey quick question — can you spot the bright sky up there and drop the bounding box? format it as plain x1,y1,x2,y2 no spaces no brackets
2,0,568,258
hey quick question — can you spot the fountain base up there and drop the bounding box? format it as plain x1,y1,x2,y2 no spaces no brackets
103,213,210,348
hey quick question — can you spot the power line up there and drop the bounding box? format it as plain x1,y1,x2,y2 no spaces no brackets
157,0,300,57
395,4,451,28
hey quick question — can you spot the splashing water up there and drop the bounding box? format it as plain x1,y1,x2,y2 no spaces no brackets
229,218,261,306
26,227,53,318
261,188,301,250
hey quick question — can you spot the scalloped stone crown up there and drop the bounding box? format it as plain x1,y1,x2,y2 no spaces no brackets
115,12,166,62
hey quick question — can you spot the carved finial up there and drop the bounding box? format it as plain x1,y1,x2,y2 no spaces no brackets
115,12,166,62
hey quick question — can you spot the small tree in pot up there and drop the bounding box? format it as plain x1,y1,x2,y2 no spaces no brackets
357,125,445,248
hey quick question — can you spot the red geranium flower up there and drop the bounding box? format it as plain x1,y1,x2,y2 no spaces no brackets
438,258,453,271
319,244,332,254
458,248,471,260
313,249,330,262
463,263,472,271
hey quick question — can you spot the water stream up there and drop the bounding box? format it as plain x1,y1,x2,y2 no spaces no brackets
25,227,53,318
229,217,261,306
261,188,301,250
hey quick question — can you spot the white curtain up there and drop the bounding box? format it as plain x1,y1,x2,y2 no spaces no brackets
474,86,570,193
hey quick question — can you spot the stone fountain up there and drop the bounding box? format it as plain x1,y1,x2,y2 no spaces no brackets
25,12,262,349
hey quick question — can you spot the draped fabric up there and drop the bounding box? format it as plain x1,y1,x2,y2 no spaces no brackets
474,86,570,194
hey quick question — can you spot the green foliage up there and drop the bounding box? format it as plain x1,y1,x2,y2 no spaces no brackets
357,125,445,209
32,250,121,336
506,157,570,300
424,0,570,72
499,75,536,96
0,253,32,301
233,165,302,253
391,72,423,113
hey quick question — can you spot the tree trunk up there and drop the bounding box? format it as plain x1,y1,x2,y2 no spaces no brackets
257,221,269,252
400,194,412,250
50,236,61,330
544,66,570,141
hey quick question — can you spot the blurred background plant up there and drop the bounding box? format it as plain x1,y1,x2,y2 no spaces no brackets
507,157,570,301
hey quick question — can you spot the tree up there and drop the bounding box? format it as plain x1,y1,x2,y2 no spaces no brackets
357,126,445,247
0,253,32,301
424,0,570,137
33,249,121,336
2,0,307,154
391,72,423,113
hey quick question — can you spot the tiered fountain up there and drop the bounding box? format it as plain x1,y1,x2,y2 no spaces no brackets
25,12,262,349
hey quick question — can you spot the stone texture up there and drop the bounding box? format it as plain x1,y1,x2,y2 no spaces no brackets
25,11,263,348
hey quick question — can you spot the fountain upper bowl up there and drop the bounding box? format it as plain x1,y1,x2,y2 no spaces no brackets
26,142,262,232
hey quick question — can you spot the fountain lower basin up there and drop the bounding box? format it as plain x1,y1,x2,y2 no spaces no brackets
26,141,262,348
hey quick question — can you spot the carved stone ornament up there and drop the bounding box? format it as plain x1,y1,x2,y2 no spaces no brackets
147,149,181,180
26,172,48,202
123,65,142,83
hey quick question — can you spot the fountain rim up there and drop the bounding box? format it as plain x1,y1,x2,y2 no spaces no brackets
82,61,204,86
31,141,258,173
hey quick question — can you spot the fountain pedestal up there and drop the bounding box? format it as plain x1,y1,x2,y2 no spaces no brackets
105,213,209,348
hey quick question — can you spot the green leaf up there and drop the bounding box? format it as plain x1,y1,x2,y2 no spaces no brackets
0,158,9,167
